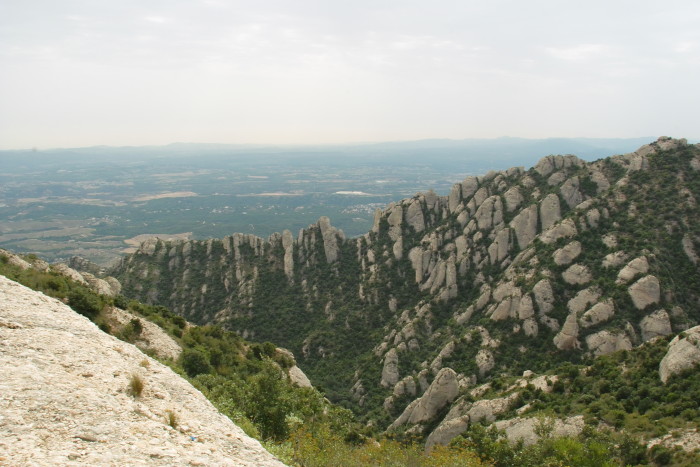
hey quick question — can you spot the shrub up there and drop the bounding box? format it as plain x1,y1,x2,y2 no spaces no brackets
180,349,212,377
67,288,103,318
128,374,144,398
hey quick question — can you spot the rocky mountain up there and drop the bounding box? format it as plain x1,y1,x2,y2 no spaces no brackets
113,137,700,445
0,275,284,466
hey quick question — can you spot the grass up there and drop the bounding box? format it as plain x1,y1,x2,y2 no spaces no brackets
128,373,145,398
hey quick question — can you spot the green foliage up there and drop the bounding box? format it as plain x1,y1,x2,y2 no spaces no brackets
67,288,104,318
180,348,213,377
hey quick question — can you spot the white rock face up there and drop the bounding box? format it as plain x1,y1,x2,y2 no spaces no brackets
560,177,583,208
509,205,539,249
288,365,313,388
318,216,342,263
381,348,400,388
406,199,425,232
103,307,182,361
660,326,700,383
567,287,601,314
602,251,628,268
616,256,649,284
580,301,615,328
539,194,561,230
389,368,460,430
0,276,284,467
553,241,582,266
539,219,578,245
504,186,524,212
475,349,495,377
585,330,632,356
639,309,673,342
628,275,661,310
553,313,580,350
494,415,585,446
282,229,295,279
561,264,592,285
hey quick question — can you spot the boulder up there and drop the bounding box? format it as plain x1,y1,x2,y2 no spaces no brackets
628,275,661,310
504,186,524,212
553,241,582,266
390,368,459,429
475,349,495,377
539,194,562,230
585,330,632,356
580,300,615,328
494,415,585,446
640,309,673,342
567,287,601,314
602,251,628,268
553,313,580,350
562,264,592,285
509,205,539,249
406,199,425,232
659,326,700,383
616,256,649,284
560,177,583,208
380,348,400,388
539,219,578,245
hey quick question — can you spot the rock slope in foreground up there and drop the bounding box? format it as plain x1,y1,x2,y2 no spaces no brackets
0,275,284,466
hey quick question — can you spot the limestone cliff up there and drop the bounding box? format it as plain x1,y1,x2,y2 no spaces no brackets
0,276,284,466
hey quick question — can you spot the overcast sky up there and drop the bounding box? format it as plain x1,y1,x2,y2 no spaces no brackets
1,0,699,149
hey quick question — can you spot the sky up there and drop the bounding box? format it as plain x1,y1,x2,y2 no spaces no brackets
1,0,699,149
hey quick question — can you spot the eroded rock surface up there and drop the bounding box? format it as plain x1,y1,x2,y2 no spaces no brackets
0,276,284,466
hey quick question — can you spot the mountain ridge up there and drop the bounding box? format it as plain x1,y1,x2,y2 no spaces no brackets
111,136,700,446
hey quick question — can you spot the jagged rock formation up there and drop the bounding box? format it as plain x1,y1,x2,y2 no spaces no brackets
112,137,700,440
659,325,700,383
0,276,283,466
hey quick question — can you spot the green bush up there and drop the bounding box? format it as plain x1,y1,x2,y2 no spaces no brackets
180,349,213,377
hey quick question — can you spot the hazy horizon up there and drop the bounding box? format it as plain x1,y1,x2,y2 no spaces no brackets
2,1,699,149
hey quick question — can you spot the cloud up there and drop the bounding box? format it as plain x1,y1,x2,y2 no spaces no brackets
545,44,610,61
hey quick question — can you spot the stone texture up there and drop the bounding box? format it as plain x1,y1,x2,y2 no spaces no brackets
539,194,561,230
640,309,673,342
580,300,615,328
567,287,601,314
660,326,700,383
318,216,342,263
494,416,585,446
553,313,580,350
380,348,400,388
103,307,182,361
504,186,524,212
628,275,661,310
585,330,632,356
539,219,578,245
0,276,284,467
617,256,649,284
561,264,592,285
509,205,539,249
389,368,459,429
406,199,425,233
553,241,582,266
560,177,583,208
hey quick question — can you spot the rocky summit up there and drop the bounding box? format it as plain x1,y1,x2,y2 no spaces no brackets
0,275,284,466
111,137,700,446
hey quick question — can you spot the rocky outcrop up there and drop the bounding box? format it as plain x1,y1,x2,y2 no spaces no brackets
553,241,581,266
616,256,649,284
380,348,400,388
389,368,459,429
659,326,700,383
553,313,580,350
494,415,585,446
561,264,591,285
318,216,343,263
0,276,283,466
103,307,182,361
628,275,661,310
585,330,632,356
640,309,673,342
539,194,561,230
